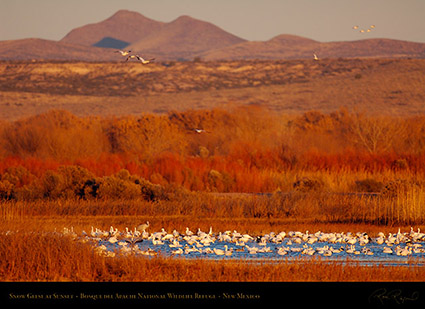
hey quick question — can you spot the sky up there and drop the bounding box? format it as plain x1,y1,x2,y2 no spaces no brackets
1,0,425,43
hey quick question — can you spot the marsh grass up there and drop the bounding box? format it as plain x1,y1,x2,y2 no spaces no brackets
1,230,425,282
2,184,425,228
2,192,425,282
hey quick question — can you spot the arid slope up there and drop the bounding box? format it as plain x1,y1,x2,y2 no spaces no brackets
0,58,424,120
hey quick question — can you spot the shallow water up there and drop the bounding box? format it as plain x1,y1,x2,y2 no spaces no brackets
73,227,425,267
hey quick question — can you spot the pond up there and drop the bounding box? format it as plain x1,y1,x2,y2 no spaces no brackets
65,226,425,267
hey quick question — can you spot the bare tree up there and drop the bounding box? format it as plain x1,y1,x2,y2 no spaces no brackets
347,113,407,153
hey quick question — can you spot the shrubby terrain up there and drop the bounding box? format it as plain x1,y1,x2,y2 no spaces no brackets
0,108,424,202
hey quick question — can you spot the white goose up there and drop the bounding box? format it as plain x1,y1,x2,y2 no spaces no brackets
277,247,288,255
213,246,226,256
115,50,132,56
172,248,184,255
136,221,150,233
383,247,393,254
126,54,155,64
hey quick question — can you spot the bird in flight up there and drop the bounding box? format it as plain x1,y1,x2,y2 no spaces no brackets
313,53,319,61
353,24,376,34
115,50,132,56
126,54,155,64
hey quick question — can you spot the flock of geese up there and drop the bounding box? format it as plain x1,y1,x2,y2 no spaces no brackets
352,24,376,34
313,24,377,61
63,225,425,262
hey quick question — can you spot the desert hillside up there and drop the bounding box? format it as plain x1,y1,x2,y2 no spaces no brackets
1,10,425,61
201,35,425,60
0,58,424,120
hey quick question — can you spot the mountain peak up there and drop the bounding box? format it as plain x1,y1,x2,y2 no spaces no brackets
60,10,164,46
128,14,246,59
268,34,318,44
173,15,197,22
108,9,156,22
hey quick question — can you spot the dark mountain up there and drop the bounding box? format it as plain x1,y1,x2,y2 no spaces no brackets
93,37,130,49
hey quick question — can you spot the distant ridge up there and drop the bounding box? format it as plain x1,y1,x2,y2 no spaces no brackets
201,35,425,60
1,10,425,61
0,38,117,61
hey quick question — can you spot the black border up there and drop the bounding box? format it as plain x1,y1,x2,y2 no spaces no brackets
2,282,425,306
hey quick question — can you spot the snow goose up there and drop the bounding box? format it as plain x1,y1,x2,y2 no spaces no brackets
302,247,315,255
410,228,425,241
214,246,230,256
246,245,259,254
169,239,182,248
322,249,332,257
172,248,184,255
277,247,288,255
108,236,118,244
185,227,194,236
115,50,132,56
240,234,254,243
383,247,393,254
346,245,356,254
375,233,385,244
126,54,155,64
136,221,150,233
396,246,411,256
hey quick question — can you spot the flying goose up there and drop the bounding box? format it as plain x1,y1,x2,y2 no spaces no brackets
115,50,132,56
126,54,155,64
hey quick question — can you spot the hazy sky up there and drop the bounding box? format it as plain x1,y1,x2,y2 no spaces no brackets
1,0,425,43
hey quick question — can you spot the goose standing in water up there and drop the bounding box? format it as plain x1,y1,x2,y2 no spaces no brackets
137,221,150,233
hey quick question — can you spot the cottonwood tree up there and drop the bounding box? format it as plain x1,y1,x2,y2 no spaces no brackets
347,113,407,153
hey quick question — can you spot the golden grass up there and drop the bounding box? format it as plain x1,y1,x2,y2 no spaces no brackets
1,193,425,282
1,229,425,282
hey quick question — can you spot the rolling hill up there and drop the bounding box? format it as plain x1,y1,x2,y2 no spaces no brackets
201,35,425,60
0,38,117,61
1,58,425,120
0,9,425,61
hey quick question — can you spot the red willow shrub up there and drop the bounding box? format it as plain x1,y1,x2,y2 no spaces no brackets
1,109,425,198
